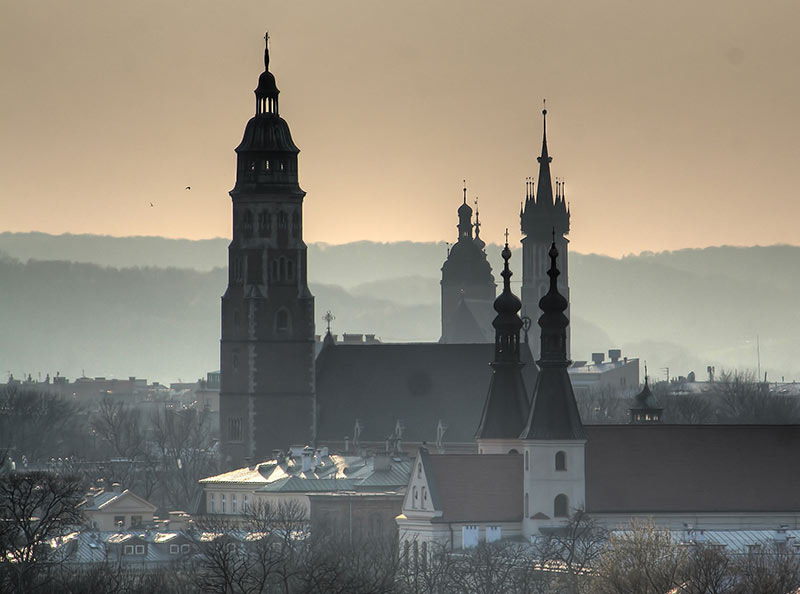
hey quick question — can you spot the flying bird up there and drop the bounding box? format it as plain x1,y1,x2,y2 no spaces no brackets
185,186,191,190
149,202,154,207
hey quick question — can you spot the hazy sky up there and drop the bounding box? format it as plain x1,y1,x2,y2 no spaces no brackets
1,0,798,257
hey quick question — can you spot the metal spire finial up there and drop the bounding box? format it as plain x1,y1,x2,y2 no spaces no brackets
322,310,335,333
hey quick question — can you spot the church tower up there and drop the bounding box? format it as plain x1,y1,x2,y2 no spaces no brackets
219,36,315,469
520,108,570,359
440,186,496,343
520,238,585,536
476,241,530,454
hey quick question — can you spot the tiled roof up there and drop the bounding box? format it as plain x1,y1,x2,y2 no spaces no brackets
316,342,538,444
422,451,523,523
586,425,800,513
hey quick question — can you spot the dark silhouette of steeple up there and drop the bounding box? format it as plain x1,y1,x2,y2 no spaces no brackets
476,240,530,440
629,368,663,423
520,106,571,360
440,183,495,344
457,184,474,241
520,237,584,440
220,34,315,469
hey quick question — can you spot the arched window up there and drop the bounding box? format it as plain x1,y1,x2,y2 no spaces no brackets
270,259,278,281
279,257,286,280
555,451,567,471
417,463,422,478
525,451,529,471
292,212,300,238
286,259,295,281
508,448,519,455
422,486,427,504
243,211,253,237
413,486,419,508
275,310,290,333
554,494,568,518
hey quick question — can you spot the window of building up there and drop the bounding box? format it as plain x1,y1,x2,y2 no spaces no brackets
279,161,285,171
264,159,270,171
232,494,238,514
131,515,142,528
417,463,422,478
181,544,190,553
554,494,568,518
486,526,502,543
555,451,567,471
124,544,134,555
258,212,270,236
134,544,145,555
170,544,179,554
243,495,249,511
462,525,479,549
525,451,529,471
286,259,295,281
412,486,418,508
228,417,243,442
114,516,125,528
222,494,227,514
210,493,216,514
422,487,427,503
291,212,300,238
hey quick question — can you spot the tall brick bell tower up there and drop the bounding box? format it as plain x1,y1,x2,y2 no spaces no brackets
219,35,315,469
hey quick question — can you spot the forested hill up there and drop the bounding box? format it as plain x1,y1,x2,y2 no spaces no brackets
1,232,798,384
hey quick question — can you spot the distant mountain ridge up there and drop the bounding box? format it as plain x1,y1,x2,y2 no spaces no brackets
1,232,798,384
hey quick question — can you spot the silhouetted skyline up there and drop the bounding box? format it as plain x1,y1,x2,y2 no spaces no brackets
1,0,798,256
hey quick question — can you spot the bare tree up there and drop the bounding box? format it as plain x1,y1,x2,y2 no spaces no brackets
593,519,687,594
149,405,216,511
0,387,81,463
0,471,83,594
713,370,800,423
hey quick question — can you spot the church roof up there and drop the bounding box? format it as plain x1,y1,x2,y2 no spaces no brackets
585,424,800,513
444,297,491,343
315,342,539,445
420,451,523,523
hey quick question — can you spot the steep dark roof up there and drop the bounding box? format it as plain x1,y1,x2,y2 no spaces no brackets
585,425,800,513
422,452,523,522
520,370,586,440
315,342,538,444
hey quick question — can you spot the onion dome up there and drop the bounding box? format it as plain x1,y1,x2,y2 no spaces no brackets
492,240,523,361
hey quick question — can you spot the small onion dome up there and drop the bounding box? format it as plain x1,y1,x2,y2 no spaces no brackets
256,69,279,98
473,231,486,250
633,378,657,409
538,242,568,314
493,244,522,323
458,200,473,218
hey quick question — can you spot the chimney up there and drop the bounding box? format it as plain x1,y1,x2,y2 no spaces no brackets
591,352,605,365
373,451,392,471
272,449,281,461
344,436,350,452
301,446,313,472
111,482,122,493
609,349,621,364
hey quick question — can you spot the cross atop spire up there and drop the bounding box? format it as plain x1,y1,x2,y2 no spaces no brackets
323,310,335,333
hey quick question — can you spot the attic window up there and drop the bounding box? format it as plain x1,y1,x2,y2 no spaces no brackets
124,545,134,555
131,515,142,528
181,544,190,553
417,463,422,478
422,487,427,503
135,544,145,555
170,544,179,554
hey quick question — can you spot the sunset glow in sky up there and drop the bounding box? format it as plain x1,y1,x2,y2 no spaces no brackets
1,0,798,256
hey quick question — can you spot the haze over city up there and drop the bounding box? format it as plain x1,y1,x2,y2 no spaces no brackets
2,0,799,256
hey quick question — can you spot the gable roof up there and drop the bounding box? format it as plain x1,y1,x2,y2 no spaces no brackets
315,342,538,444
586,425,800,513
421,451,523,523
82,489,156,513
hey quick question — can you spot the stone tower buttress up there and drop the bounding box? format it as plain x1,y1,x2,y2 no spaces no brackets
219,36,315,469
